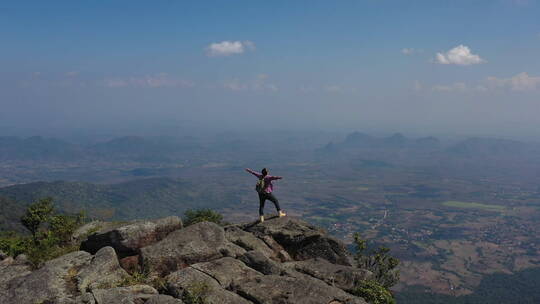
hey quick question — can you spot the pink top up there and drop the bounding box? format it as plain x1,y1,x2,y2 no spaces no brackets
246,169,282,193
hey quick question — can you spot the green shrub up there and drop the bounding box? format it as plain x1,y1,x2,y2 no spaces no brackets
353,233,400,288
20,197,54,240
183,209,223,226
49,212,85,246
1,198,85,268
0,231,31,257
26,239,80,269
352,232,399,304
182,281,211,304
351,280,396,304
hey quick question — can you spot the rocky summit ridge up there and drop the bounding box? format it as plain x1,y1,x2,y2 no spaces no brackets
0,216,372,304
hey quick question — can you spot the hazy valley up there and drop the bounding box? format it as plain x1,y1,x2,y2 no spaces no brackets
1,132,539,303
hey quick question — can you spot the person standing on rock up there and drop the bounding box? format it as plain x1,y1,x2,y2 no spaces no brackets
245,168,286,222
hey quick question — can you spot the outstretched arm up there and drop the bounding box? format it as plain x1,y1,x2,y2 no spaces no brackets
245,168,262,178
269,175,283,181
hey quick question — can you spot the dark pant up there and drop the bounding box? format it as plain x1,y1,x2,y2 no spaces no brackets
258,192,281,216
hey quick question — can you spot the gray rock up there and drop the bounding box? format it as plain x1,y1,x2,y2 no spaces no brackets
91,285,158,304
0,261,32,287
0,249,7,260
239,250,284,275
73,221,125,244
77,246,130,291
284,258,372,290
0,256,14,266
246,217,353,265
225,226,276,258
0,251,93,304
140,222,243,277
80,216,182,258
190,257,262,288
235,274,367,304
14,253,29,264
145,294,185,304
166,267,252,304
75,292,97,304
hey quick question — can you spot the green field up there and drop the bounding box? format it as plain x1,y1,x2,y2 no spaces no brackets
442,201,505,212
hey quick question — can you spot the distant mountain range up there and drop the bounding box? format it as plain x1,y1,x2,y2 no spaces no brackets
319,132,441,153
318,132,540,159
0,135,201,162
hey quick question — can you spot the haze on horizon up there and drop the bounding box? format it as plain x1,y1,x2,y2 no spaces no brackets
1,1,539,140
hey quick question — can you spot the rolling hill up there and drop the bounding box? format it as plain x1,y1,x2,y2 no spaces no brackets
0,177,230,232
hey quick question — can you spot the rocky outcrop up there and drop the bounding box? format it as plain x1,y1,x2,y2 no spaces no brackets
246,217,354,266
91,285,158,304
0,257,32,287
140,221,245,277
284,257,373,291
239,250,284,275
145,294,185,304
166,266,252,304
0,216,371,303
80,216,182,258
235,274,366,304
225,225,277,258
76,246,130,291
0,251,93,304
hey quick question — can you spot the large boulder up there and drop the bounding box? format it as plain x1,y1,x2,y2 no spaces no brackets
146,294,185,304
80,216,182,258
246,217,353,266
190,257,262,288
0,251,93,304
284,258,372,290
0,259,32,287
76,246,130,291
166,266,252,304
91,285,158,304
239,250,284,275
140,221,245,277
225,226,276,258
235,274,367,304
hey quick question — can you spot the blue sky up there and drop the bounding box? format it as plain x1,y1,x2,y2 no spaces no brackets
1,1,539,138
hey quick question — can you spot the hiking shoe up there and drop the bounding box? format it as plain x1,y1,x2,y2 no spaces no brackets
259,216,265,223
279,211,287,217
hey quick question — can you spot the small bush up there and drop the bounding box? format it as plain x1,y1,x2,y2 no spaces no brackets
182,281,211,304
0,231,31,257
352,232,399,304
353,233,400,288
351,280,396,304
20,197,55,240
1,198,85,268
117,269,149,287
183,209,223,226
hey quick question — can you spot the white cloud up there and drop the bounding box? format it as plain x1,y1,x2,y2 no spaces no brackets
323,85,358,94
104,74,194,88
401,48,422,55
205,40,255,57
435,45,485,65
432,82,468,92
223,74,277,92
486,72,540,91
428,72,540,94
